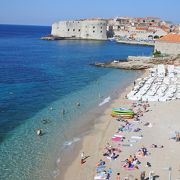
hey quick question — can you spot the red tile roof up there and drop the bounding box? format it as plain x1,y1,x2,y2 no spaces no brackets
158,34,180,42
136,27,148,30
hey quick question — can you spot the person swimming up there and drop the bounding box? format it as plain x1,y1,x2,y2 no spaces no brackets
36,129,43,136
62,109,65,115
49,107,53,111
41,118,51,124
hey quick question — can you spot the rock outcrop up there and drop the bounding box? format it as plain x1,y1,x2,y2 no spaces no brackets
95,61,153,70
94,55,180,70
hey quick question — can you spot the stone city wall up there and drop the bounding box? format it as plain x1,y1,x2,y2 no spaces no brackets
128,56,152,62
155,41,180,55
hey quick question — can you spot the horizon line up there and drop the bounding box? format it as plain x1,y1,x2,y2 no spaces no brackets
0,23,51,27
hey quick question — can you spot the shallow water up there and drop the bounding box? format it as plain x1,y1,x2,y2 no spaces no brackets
0,25,153,180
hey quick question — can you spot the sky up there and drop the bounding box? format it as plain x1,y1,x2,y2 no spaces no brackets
0,0,180,25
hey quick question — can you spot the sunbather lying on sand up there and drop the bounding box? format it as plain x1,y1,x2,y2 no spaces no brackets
116,117,128,123
105,143,121,152
142,103,150,112
104,144,121,156
150,144,164,148
136,147,149,157
133,128,141,132
104,152,119,161
94,170,108,179
123,162,138,169
133,115,140,121
103,149,112,157
109,152,119,160
117,122,132,132
123,156,139,169
105,142,112,150
96,159,105,167
127,155,140,164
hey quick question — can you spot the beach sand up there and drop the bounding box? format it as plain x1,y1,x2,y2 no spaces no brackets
60,72,180,180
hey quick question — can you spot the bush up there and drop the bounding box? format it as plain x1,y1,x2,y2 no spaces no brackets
153,50,162,57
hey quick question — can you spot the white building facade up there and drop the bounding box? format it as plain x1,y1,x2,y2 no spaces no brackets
114,26,167,41
51,19,108,40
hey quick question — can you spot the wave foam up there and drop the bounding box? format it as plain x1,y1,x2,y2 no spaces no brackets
63,137,80,146
51,169,60,178
99,96,111,106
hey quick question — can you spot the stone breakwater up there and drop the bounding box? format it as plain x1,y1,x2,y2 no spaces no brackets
116,40,155,46
93,55,180,70
95,61,153,70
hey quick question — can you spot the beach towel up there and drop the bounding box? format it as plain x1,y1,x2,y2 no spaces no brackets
113,134,124,138
122,144,133,147
112,136,123,141
131,136,142,139
106,156,111,160
147,123,152,128
128,139,138,143
94,174,106,179
96,166,106,173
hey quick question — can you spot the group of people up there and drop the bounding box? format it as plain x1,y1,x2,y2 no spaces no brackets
95,160,113,179
123,155,140,169
117,122,132,133
103,143,121,160
93,100,153,179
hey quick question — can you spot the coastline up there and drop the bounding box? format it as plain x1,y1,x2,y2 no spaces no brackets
0,29,153,179
116,40,155,46
60,68,180,180
59,70,148,180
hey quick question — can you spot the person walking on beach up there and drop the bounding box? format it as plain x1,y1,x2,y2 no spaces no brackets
140,171,145,180
116,172,120,180
106,168,112,179
80,152,85,165
176,132,180,142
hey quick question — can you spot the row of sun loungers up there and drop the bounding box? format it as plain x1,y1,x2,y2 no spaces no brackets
127,65,180,102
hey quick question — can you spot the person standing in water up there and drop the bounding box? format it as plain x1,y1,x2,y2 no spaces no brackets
80,152,85,165
36,129,43,136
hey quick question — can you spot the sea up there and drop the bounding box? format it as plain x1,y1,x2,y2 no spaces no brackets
0,25,153,180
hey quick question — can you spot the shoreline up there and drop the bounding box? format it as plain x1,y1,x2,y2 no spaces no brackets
60,68,180,180
116,40,155,46
59,70,148,180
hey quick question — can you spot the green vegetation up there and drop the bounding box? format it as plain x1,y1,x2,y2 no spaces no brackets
153,50,162,57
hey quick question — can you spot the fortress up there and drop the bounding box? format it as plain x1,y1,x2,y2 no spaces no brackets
51,19,108,40
48,17,180,43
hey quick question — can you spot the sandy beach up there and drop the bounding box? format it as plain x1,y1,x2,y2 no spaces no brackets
61,70,180,180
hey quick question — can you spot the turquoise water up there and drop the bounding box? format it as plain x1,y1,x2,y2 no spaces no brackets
0,25,153,180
